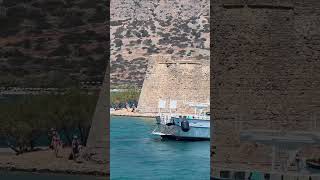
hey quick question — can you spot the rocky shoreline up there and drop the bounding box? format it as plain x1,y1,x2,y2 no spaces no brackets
0,167,107,177
0,148,108,177
110,109,156,118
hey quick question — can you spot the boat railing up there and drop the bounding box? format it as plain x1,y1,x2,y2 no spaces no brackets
158,109,210,125
171,114,210,121
159,113,174,125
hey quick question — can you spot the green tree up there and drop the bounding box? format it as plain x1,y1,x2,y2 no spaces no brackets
0,90,98,154
48,89,97,145
110,87,140,107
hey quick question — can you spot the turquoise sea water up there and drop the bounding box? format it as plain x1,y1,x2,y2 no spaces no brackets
110,116,210,180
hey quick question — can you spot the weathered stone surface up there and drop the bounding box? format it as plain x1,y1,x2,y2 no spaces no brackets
110,0,210,87
211,0,320,175
86,67,109,167
137,55,210,114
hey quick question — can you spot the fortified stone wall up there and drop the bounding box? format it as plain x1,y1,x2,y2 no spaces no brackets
137,55,210,114
86,69,108,166
211,0,320,175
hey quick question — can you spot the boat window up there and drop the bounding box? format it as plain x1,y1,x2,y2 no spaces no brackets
264,174,270,180
220,171,230,178
234,171,245,180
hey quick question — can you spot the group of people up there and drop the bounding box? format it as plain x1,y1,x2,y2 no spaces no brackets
126,102,136,112
112,102,137,112
49,128,82,161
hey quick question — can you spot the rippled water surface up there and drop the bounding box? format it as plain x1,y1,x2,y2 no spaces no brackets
110,116,210,180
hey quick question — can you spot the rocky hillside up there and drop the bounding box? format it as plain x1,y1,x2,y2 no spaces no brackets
110,0,210,87
0,0,107,88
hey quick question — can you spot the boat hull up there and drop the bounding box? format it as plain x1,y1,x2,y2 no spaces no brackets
160,135,209,141
152,117,210,140
306,160,320,169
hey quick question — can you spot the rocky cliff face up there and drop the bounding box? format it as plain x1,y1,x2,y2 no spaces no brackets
110,0,210,87
0,0,107,88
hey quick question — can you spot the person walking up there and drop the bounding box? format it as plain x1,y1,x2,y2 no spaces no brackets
51,129,62,158
48,128,55,149
126,102,130,112
132,103,136,112
69,135,82,161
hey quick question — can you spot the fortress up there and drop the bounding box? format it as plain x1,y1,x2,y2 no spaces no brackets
137,55,210,114
86,69,108,168
211,0,320,178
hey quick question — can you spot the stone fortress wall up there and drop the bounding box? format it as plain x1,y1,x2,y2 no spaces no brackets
212,0,320,138
86,71,108,165
137,55,210,114
211,0,320,176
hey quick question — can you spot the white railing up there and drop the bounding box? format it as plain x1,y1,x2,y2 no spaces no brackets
159,114,174,125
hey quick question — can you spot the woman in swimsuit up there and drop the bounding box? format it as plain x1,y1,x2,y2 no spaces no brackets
51,130,62,157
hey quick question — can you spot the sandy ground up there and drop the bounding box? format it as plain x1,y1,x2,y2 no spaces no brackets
110,108,157,117
0,147,108,176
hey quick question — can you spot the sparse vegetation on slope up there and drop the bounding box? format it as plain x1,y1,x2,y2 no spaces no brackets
0,0,108,88
110,87,140,108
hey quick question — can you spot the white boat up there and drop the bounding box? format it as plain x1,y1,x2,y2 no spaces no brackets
152,102,210,140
